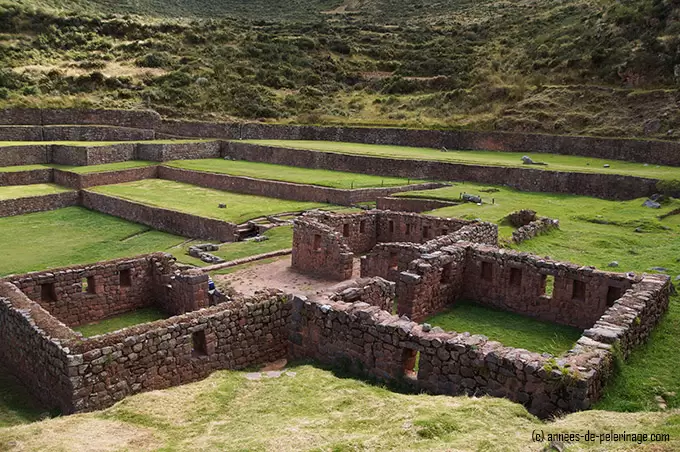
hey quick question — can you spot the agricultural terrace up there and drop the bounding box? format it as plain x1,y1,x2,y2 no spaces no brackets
243,140,680,180
0,183,71,200
165,159,427,188
0,139,215,147
90,179,332,223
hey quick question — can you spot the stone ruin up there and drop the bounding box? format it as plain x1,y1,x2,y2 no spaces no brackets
0,209,671,419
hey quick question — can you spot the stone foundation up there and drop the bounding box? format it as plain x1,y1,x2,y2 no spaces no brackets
0,191,79,218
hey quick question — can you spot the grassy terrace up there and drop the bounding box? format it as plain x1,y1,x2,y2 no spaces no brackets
165,159,426,189
0,183,71,200
90,179,330,224
243,139,680,180
426,300,582,356
0,161,157,173
74,307,169,338
0,207,186,277
0,139,215,147
396,183,680,412
0,164,53,172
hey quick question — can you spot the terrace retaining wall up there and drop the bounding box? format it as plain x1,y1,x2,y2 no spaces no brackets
81,190,237,242
224,143,658,201
42,125,154,142
53,166,159,190
376,197,459,212
0,145,50,166
156,120,240,139
0,108,160,129
136,142,221,161
0,169,52,186
0,191,79,217
51,144,136,166
0,126,43,141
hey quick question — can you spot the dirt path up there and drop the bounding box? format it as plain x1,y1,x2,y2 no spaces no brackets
216,256,360,297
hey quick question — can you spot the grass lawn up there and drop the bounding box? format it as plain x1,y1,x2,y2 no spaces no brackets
0,183,72,200
179,225,293,267
0,139,215,147
0,366,45,428
0,207,187,276
397,182,680,412
0,164,54,172
1,365,678,450
90,179,330,224
426,300,582,356
59,160,157,174
164,159,426,189
243,139,680,181
74,307,168,337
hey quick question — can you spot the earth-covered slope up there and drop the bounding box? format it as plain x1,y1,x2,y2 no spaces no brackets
1,0,679,137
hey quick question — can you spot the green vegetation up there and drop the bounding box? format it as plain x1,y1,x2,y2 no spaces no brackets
0,366,44,427
426,300,582,356
1,365,679,450
181,225,293,267
91,179,330,223
61,160,156,174
0,183,71,200
74,307,168,337
0,140,213,147
244,140,680,180
0,206,186,276
0,164,53,172
398,182,680,411
165,159,424,188
1,1,679,136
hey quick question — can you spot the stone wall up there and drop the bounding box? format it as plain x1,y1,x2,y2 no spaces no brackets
291,217,354,280
225,142,658,201
0,145,50,166
0,169,52,186
51,144,136,166
156,119,240,139
136,141,221,161
81,190,237,242
0,108,160,129
53,166,159,190
43,125,154,142
158,166,446,207
0,191,79,218
512,217,560,244
376,196,459,212
327,277,396,313
0,126,43,141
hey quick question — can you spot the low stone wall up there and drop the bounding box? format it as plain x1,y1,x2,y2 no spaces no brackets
0,169,52,186
158,166,445,206
51,144,136,166
376,196,459,213
0,109,43,125
136,141,221,161
0,126,43,141
225,142,658,201
512,217,560,244
291,217,354,280
0,191,79,217
0,145,50,166
327,277,396,313
53,166,158,190
43,125,154,142
156,120,240,139
81,190,237,242
0,108,160,129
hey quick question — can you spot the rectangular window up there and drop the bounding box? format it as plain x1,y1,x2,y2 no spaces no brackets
442,228,449,236
405,224,411,235
192,330,208,356
441,263,453,284
359,220,366,233
541,274,555,297
423,226,430,239
313,234,321,251
572,280,586,300
40,283,57,302
119,269,132,287
402,349,419,380
389,252,399,271
82,276,95,294
607,286,622,307
510,268,522,287
389,220,394,233
481,262,492,281
343,223,350,237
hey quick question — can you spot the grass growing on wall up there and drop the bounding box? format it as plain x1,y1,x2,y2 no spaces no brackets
73,307,169,337
398,182,680,412
426,300,581,356
0,183,72,200
164,159,426,189
243,140,680,181
0,207,186,276
90,179,330,224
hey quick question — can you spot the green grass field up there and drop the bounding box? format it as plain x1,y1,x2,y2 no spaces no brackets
426,300,582,356
164,159,425,189
74,307,169,338
0,164,54,173
181,225,293,267
0,207,186,276
397,182,680,412
90,179,330,224
243,140,680,181
60,161,157,174
0,183,72,200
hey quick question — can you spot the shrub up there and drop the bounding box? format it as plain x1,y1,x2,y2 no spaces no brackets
136,52,172,68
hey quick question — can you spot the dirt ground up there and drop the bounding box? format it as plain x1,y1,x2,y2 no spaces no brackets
216,256,361,297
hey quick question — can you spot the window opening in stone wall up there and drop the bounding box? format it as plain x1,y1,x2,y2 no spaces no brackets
405,224,411,235
389,220,394,233
606,286,623,307
360,220,366,233
572,279,586,301
423,226,430,239
82,276,95,294
442,228,448,236
389,252,399,271
40,283,57,302
313,234,321,251
343,223,350,237
119,269,132,287
510,268,522,287
441,263,453,284
402,349,419,380
191,330,208,356
481,261,492,281
541,275,555,297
